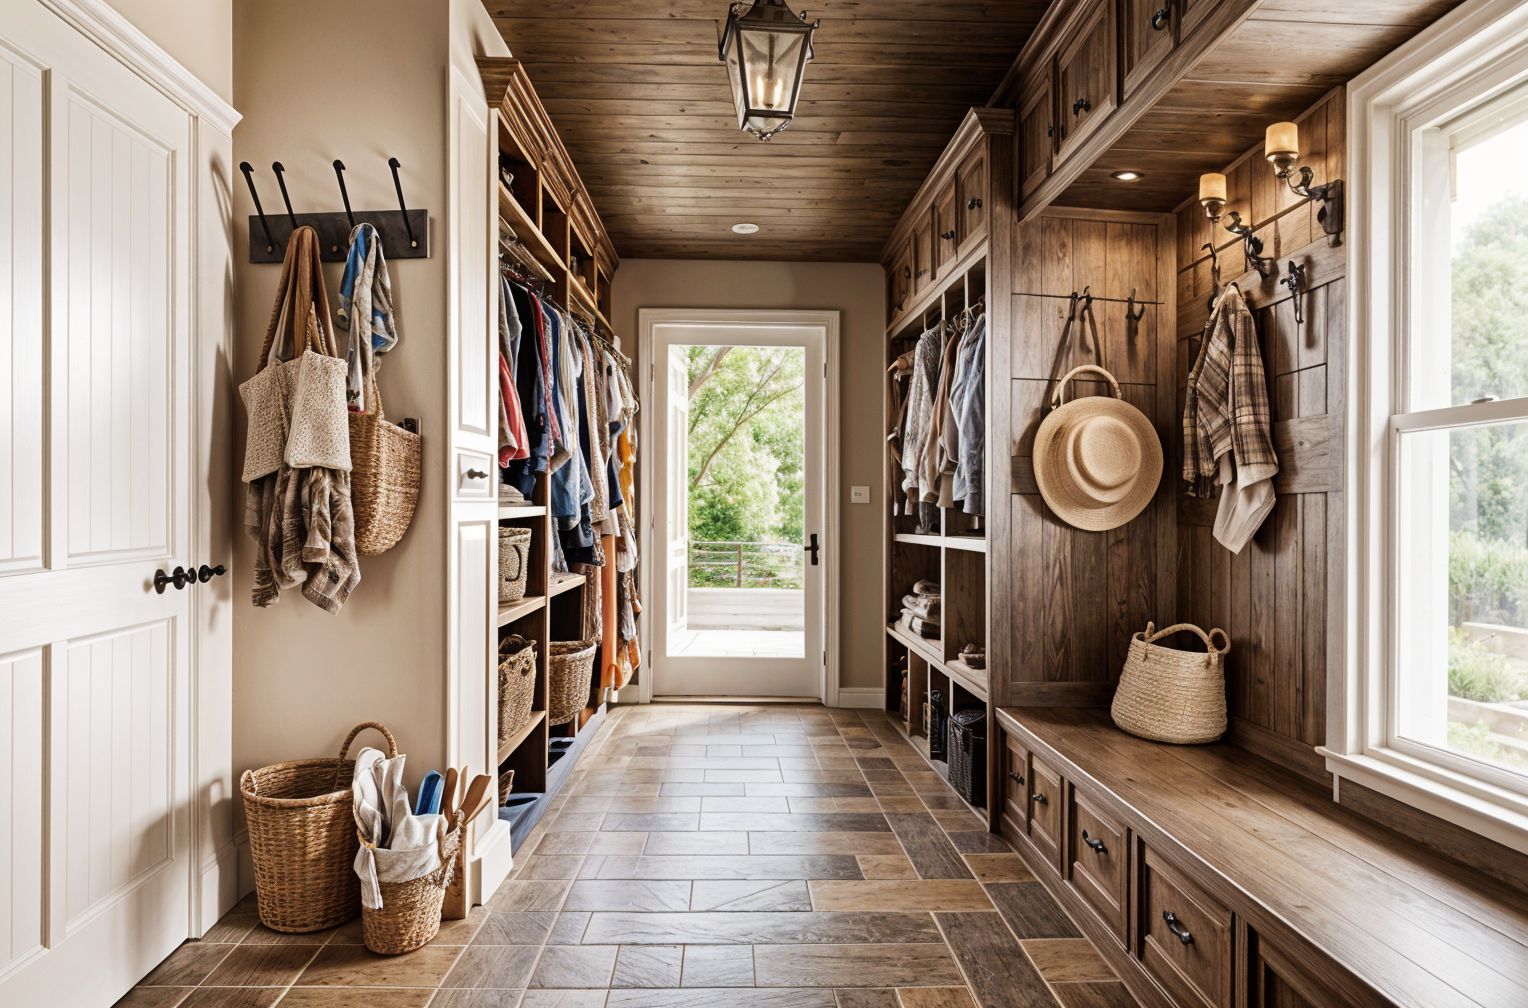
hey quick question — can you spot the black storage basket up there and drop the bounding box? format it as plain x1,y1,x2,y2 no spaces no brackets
948,708,987,806
928,689,948,762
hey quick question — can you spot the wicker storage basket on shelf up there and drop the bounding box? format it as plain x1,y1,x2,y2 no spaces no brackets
498,767,516,805
1111,622,1231,744
497,635,537,748
498,526,532,603
239,722,397,932
548,638,598,726
948,708,987,805
359,814,461,955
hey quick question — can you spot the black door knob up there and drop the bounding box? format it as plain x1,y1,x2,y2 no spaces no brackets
197,564,228,583
153,566,193,594
966,196,983,210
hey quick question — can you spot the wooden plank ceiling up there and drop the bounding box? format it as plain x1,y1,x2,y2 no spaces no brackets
1055,0,1463,211
484,0,1046,261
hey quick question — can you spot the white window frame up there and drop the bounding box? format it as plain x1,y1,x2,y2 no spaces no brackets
1337,0,1528,854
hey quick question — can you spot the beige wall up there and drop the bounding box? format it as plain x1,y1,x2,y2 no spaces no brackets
106,0,233,102
231,0,452,787
611,259,887,693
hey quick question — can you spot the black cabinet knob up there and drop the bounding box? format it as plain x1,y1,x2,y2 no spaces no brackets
1007,771,1025,785
1072,97,1092,118
940,230,956,241
1030,792,1048,805
1082,830,1107,854
197,564,227,584
1151,7,1171,30
1163,911,1194,945
966,196,983,210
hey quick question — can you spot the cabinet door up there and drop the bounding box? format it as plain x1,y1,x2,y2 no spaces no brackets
1246,930,1369,1008
1068,788,1128,944
955,147,988,257
1178,0,1218,39
1001,735,1031,836
1140,846,1234,1008
1121,0,1176,98
1026,752,1064,871
888,239,914,318
1018,72,1055,202
1055,0,1118,164
911,213,935,296
933,181,959,274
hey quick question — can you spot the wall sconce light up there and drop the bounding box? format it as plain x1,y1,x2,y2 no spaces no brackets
1265,121,1343,244
1198,172,1277,281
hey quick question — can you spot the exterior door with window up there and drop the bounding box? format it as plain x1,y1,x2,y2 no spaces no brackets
0,4,202,1003
644,316,832,699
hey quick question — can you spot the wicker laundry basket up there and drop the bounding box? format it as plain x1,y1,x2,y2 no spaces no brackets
360,814,461,955
497,635,537,748
548,639,598,726
498,526,533,603
240,722,397,932
1111,622,1231,744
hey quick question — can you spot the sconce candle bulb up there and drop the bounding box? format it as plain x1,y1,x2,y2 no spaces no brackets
1260,118,1343,245
1265,121,1300,177
1198,172,1227,222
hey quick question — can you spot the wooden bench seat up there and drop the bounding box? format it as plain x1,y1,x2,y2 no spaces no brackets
995,706,1528,1008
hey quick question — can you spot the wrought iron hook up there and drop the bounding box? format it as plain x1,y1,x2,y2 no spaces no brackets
332,160,356,230
1202,241,1221,315
1282,261,1306,327
270,162,298,231
1224,211,1278,281
388,157,418,248
239,161,275,254
1125,287,1146,323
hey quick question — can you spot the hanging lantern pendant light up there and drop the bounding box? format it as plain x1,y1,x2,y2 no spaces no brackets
718,0,820,141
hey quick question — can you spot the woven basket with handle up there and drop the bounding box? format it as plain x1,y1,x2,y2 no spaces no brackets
359,813,461,955
1111,622,1231,744
497,635,537,747
240,722,397,932
350,369,421,556
498,526,532,603
548,639,598,726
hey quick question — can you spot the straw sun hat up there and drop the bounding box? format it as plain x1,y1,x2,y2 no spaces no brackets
1033,365,1162,532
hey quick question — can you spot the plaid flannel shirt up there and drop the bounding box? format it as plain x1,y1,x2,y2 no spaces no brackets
1183,285,1279,498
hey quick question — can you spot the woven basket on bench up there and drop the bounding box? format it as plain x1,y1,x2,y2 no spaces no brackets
1111,622,1231,744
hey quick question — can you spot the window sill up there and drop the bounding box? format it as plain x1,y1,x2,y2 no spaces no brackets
1319,746,1528,856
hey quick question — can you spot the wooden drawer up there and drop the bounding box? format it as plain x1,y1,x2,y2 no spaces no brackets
1026,751,1064,871
1140,846,1233,1008
1001,734,1030,835
955,146,988,255
1068,787,1127,944
932,180,958,275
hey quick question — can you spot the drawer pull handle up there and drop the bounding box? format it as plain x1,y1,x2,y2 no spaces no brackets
1081,830,1107,855
1007,770,1025,785
465,468,488,480
1162,911,1194,946
1030,792,1048,805
1151,7,1171,30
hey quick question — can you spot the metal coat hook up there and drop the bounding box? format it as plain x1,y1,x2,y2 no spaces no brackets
1224,210,1278,281
1066,290,1082,322
332,160,356,230
1282,261,1306,326
271,162,298,231
1125,287,1146,323
1203,241,1221,315
239,161,275,254
388,157,418,249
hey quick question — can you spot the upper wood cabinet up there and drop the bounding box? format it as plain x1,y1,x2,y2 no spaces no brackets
1121,0,1177,97
955,147,988,256
888,236,914,318
911,214,934,294
1055,0,1118,164
1018,69,1055,201
933,181,959,274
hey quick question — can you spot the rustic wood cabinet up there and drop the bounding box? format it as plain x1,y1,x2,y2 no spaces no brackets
1017,69,1055,200
1121,0,1177,96
1177,0,1217,39
1055,0,1118,164
1140,846,1233,1008
911,214,934,295
888,237,913,317
1068,787,1128,945
933,181,958,274
955,146,988,256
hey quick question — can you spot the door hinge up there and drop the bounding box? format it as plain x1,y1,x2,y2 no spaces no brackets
823,648,828,667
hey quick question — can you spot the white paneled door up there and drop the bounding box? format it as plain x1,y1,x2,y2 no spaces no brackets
0,3,198,1004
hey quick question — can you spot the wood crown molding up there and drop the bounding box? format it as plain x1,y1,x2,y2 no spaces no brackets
40,0,240,135
879,106,1015,263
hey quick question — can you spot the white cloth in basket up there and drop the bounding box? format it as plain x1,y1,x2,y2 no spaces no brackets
351,747,445,910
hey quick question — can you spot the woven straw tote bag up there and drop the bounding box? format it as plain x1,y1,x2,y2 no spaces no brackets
239,722,397,932
350,367,422,555
1111,622,1231,744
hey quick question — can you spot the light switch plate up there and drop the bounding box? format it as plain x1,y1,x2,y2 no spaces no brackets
850,485,871,504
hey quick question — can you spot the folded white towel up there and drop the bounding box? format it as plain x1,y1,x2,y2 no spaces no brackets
351,747,446,910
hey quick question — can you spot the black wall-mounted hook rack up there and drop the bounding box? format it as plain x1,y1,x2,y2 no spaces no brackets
244,156,431,264
1224,211,1278,281
240,161,275,254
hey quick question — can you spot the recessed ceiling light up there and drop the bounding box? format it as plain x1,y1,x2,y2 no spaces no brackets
732,222,760,235
1111,170,1144,182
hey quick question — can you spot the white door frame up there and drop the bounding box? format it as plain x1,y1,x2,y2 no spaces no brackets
636,308,841,706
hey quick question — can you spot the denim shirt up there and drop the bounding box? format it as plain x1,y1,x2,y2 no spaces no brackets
950,314,986,515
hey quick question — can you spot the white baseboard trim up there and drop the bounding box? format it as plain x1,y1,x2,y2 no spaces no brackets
472,819,516,907
195,840,244,937
834,688,886,710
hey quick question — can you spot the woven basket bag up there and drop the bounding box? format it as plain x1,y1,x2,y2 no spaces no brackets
498,526,533,603
1111,623,1231,744
240,722,397,932
497,635,538,748
548,639,598,726
350,370,421,556
359,813,461,955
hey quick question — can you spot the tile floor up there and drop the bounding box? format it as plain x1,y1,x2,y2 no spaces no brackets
117,704,1139,1008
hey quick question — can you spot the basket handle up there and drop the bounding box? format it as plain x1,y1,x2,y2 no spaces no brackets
240,768,257,797
505,540,525,583
1049,364,1122,410
330,721,399,790
1142,621,1231,655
